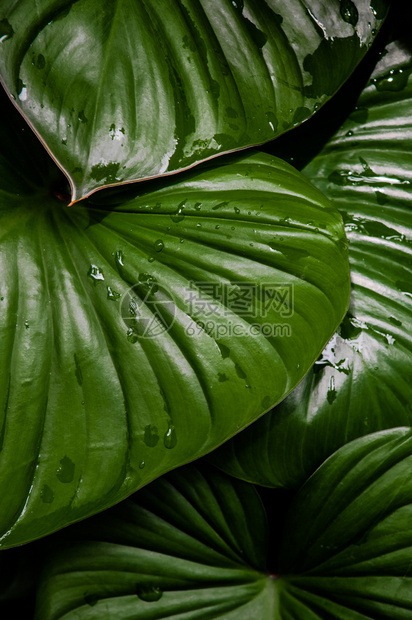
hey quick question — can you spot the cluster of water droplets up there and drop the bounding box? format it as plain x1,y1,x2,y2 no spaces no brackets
143,419,177,450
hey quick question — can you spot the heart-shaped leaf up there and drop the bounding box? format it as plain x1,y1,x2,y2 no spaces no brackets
35,428,412,619
0,91,349,548
212,36,412,488
0,0,387,202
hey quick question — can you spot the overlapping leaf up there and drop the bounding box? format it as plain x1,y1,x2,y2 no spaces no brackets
279,428,412,618
213,36,412,488
35,428,412,619
0,0,387,201
0,91,349,547
35,466,272,620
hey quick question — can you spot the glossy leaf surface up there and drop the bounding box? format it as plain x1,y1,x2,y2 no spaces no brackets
35,466,272,620
0,91,349,547
0,0,387,202
36,429,412,619
213,37,412,488
279,428,412,618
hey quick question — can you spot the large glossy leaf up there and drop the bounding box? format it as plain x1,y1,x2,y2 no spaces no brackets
35,428,412,619
0,90,349,548
212,35,412,488
278,427,412,618
0,0,388,202
35,466,272,620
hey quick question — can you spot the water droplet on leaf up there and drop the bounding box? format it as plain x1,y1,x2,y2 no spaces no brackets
88,265,104,282
340,0,359,26
137,586,163,602
56,456,75,483
171,201,186,222
218,372,229,382
40,484,54,503
164,421,177,449
327,376,337,404
126,327,139,343
370,0,387,19
372,68,409,92
90,160,121,183
78,110,88,123
144,425,159,447
107,286,121,301
115,250,124,268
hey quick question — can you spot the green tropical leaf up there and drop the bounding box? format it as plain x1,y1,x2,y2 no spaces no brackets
0,91,349,548
35,466,272,620
0,0,387,202
212,35,412,488
278,428,412,618
35,428,412,619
